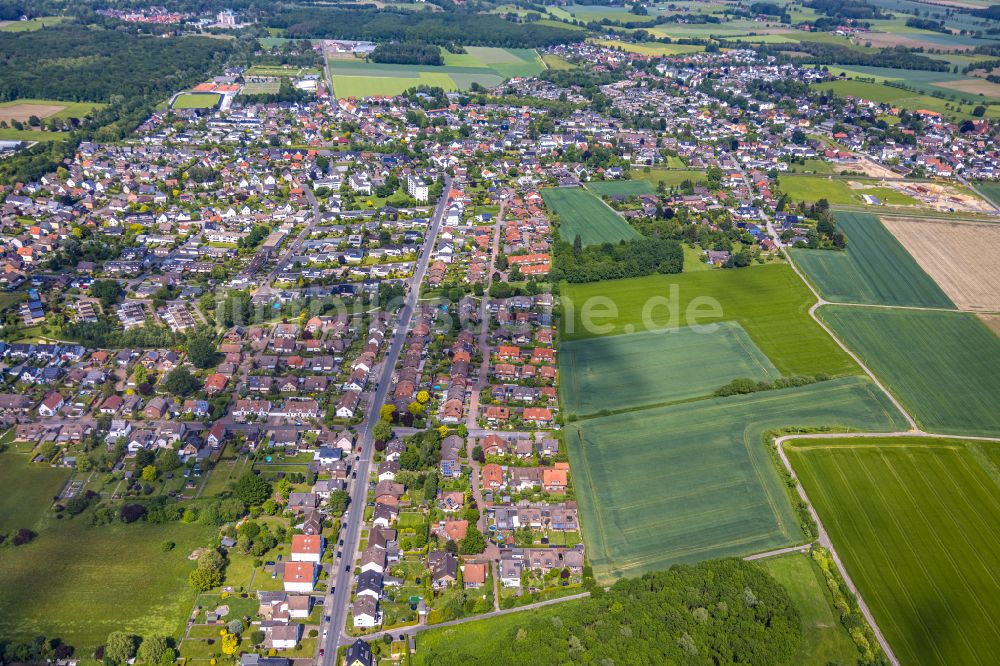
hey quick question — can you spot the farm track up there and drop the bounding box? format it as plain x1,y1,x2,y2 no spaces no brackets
777,239,1000,665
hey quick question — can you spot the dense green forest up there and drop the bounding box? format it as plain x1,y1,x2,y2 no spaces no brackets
552,236,684,283
761,42,951,72
270,8,579,47
0,26,234,103
0,25,242,185
418,559,802,665
371,42,444,66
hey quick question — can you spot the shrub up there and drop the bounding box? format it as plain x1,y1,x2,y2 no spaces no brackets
12,528,36,546
120,504,147,523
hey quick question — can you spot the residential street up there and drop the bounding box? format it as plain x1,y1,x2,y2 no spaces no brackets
317,177,451,665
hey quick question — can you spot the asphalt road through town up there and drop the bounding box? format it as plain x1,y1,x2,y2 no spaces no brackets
317,178,451,663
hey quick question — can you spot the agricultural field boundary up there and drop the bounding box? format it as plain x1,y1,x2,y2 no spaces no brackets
774,430,1000,666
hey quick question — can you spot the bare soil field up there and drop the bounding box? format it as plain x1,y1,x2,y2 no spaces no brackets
0,103,66,124
846,157,898,179
887,181,995,214
979,314,1000,336
882,216,1000,310
935,77,1000,98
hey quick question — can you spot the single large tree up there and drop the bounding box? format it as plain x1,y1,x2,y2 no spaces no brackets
162,367,200,397
232,472,272,506
104,633,137,665
186,336,220,369
137,635,168,664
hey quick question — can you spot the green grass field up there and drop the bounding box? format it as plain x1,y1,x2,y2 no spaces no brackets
792,212,954,308
0,513,212,653
585,179,654,197
329,48,544,98
820,306,1000,436
591,38,704,55
412,602,576,664
0,128,69,142
0,98,106,121
244,65,321,77
541,53,575,70
778,175,860,204
561,263,859,377
813,79,1000,120
0,16,66,31
976,181,1000,208
759,553,860,665
787,437,1000,666
826,65,1000,104
240,81,280,95
632,168,706,188
542,187,641,246
0,445,69,534
173,93,221,109
560,322,780,417
566,376,907,581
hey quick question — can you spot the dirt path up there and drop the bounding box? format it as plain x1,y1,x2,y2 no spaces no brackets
358,591,590,642
772,429,1000,666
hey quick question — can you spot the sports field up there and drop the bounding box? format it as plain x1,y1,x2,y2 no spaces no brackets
585,179,654,197
779,175,859,204
328,48,544,98
792,212,954,308
787,437,1000,666
560,322,780,417
820,306,1000,436
240,80,280,95
561,263,860,377
172,93,221,109
566,376,907,581
542,187,641,246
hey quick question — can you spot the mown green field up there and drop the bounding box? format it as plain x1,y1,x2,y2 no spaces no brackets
792,212,954,308
585,179,654,197
779,175,859,204
543,186,641,246
0,128,69,142
561,263,859,377
0,98,106,121
976,181,1000,208
787,437,1000,666
173,93,221,109
591,38,704,55
566,376,907,581
759,553,860,666
560,322,780,417
820,306,1000,436
0,16,66,31
329,48,544,98
632,167,706,188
